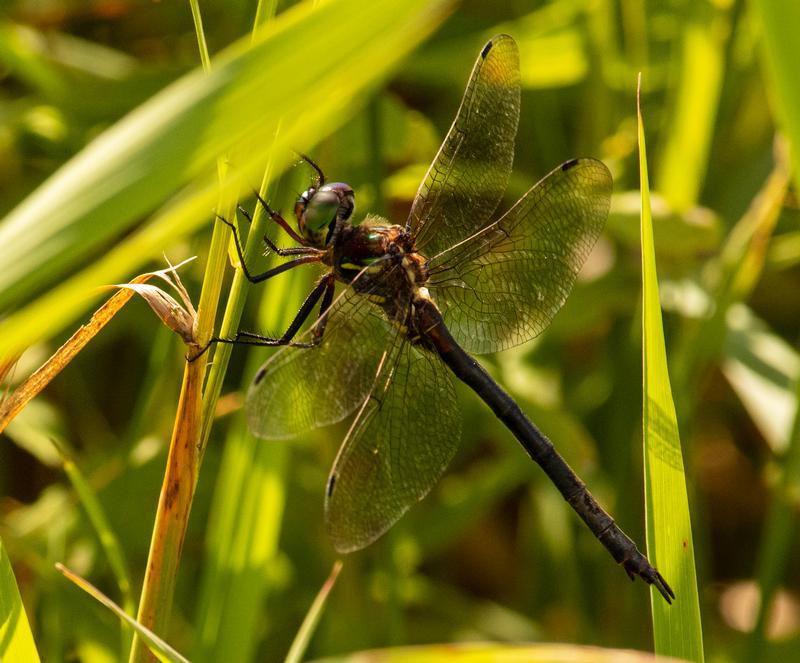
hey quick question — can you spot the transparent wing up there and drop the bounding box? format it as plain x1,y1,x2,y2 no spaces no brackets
325,340,460,553
407,34,520,258
245,287,393,439
426,158,612,355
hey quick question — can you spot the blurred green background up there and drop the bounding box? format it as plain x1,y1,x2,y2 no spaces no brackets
1,0,798,661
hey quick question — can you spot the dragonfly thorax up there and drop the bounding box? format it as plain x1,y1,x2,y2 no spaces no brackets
325,218,430,324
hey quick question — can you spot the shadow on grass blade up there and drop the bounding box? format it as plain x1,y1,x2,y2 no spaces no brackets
638,74,704,661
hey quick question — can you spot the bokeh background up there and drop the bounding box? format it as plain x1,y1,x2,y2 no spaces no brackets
1,0,798,661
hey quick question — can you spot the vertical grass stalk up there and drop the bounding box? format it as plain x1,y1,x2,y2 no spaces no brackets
655,2,729,211
128,3,236,660
638,75,704,662
193,1,295,660
745,374,800,660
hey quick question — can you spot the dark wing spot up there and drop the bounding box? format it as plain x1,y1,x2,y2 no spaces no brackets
481,39,493,59
327,474,337,497
254,367,267,385
561,158,580,171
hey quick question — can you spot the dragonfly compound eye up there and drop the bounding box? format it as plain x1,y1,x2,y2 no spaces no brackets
297,183,355,243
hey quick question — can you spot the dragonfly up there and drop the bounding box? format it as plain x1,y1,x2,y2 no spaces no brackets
213,34,673,602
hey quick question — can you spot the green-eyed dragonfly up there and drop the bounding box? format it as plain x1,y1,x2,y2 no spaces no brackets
212,34,673,602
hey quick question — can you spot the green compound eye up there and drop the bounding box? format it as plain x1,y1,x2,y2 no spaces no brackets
296,182,355,246
304,190,341,231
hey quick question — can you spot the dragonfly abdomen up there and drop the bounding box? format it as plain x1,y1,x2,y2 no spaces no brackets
415,297,674,603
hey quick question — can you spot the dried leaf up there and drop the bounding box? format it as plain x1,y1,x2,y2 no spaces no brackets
116,283,196,345
0,257,197,434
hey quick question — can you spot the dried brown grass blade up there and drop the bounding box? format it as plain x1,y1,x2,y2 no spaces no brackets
0,275,151,434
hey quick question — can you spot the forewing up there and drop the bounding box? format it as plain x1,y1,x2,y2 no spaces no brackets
408,34,520,258
246,288,392,439
426,158,612,355
325,341,460,553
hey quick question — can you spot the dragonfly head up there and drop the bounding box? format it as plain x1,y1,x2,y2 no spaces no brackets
295,182,355,247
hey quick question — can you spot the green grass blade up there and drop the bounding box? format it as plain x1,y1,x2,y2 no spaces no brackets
188,0,212,72
253,0,281,33
654,3,728,211
59,447,134,656
198,0,285,450
746,372,800,660
0,0,453,358
0,537,41,663
56,563,188,663
637,77,704,661
192,5,295,654
194,220,302,662
753,1,800,195
284,561,343,663
59,450,133,606
194,436,290,662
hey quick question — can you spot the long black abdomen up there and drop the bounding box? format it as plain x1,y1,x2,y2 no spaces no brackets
415,297,674,601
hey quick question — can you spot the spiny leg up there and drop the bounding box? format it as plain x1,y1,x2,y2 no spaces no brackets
216,273,336,349
252,190,308,245
309,269,335,344
216,213,322,284
297,153,326,188
235,205,315,257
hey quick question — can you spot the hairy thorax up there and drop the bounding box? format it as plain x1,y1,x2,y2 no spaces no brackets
322,217,431,327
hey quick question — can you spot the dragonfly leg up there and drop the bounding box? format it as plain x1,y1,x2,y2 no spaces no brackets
297,153,326,188
214,272,335,349
235,205,317,257
216,212,322,284
253,190,309,246
309,271,336,345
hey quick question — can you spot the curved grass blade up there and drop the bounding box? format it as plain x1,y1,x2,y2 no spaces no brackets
0,0,454,359
55,564,188,663
637,76,703,661
0,537,41,663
